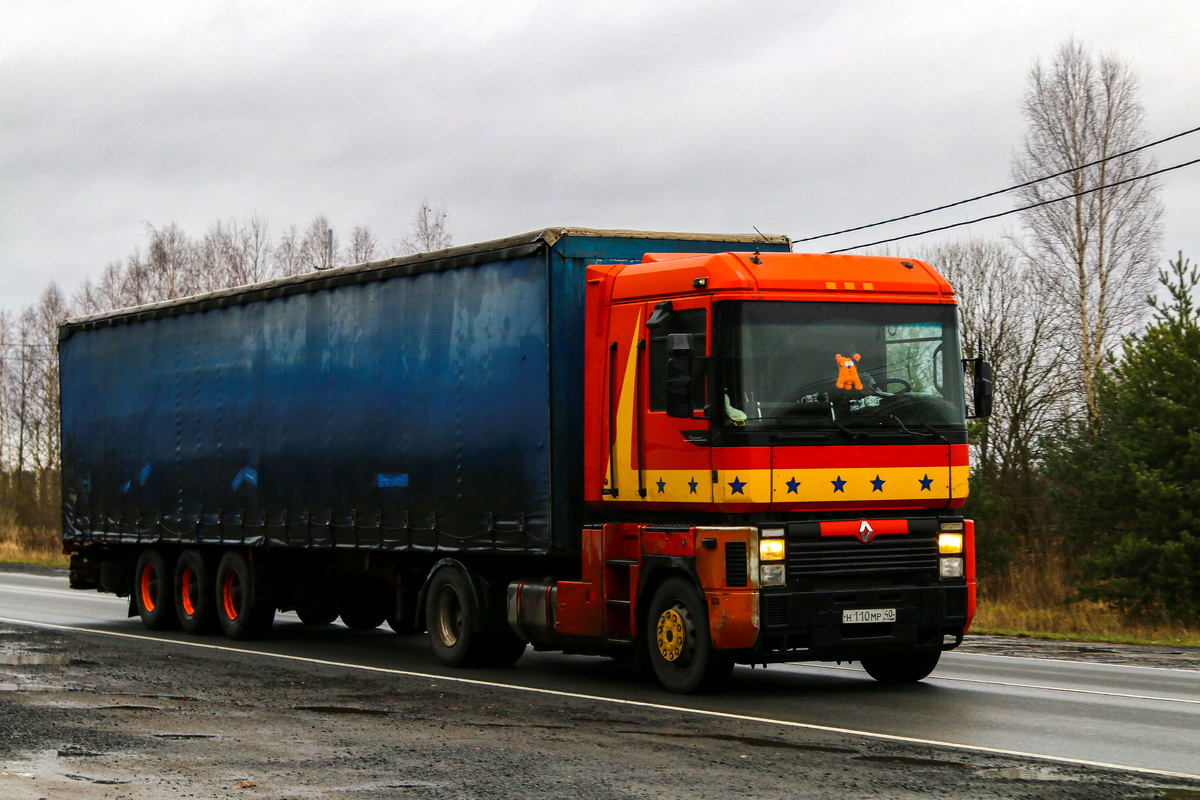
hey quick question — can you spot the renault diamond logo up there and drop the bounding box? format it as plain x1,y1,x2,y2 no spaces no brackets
857,521,876,543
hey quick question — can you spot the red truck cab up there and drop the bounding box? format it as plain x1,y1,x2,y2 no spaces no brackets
511,250,983,692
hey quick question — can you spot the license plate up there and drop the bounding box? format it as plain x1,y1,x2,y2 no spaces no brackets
843,608,896,624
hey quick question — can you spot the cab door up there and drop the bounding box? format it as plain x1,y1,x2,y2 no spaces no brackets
637,298,713,505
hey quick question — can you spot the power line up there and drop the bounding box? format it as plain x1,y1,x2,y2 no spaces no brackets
827,156,1200,254
795,124,1200,244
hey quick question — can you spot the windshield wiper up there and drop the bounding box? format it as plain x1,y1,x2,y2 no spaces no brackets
830,419,860,442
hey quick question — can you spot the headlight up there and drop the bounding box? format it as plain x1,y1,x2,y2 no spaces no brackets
938,533,964,554
759,538,786,562
760,564,786,586
939,557,964,578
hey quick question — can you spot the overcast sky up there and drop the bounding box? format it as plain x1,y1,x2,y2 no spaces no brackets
3,0,1198,312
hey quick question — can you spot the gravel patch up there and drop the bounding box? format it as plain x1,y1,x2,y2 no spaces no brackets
0,622,1196,799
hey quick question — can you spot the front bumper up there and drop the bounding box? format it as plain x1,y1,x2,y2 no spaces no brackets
752,583,969,663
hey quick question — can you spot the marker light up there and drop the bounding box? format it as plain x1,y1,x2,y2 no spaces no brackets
760,564,786,586
759,538,786,562
940,557,964,579
938,533,964,554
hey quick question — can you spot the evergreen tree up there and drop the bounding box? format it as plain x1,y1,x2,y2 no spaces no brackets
1046,254,1200,623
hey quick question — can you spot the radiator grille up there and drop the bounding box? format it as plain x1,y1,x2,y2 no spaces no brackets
945,587,968,617
787,536,938,578
725,541,748,587
763,594,789,626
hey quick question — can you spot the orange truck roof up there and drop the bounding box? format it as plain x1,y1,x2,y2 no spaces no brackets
609,251,956,303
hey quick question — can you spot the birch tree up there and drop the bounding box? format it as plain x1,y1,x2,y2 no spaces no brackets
1012,40,1163,425
397,201,452,255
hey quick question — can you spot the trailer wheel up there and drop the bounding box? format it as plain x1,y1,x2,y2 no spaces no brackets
173,549,218,634
426,567,483,667
339,578,388,630
646,576,732,694
295,595,339,626
134,549,179,630
215,550,275,640
860,651,941,684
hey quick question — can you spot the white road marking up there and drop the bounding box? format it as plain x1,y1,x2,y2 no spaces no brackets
802,662,1200,705
0,615,1197,783
0,585,120,600
951,649,1200,674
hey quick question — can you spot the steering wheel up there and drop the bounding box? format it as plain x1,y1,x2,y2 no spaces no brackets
879,377,912,394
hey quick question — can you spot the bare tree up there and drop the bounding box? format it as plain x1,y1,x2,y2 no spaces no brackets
234,215,274,285
299,215,336,271
272,224,305,278
397,201,452,255
143,222,199,301
1012,40,1163,425
343,225,379,265
924,239,1069,478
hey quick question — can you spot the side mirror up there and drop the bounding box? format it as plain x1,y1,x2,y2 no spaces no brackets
665,333,694,419
970,359,993,419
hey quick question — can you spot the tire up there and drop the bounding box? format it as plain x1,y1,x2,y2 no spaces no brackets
215,550,275,640
425,567,486,667
340,605,386,630
134,549,179,631
173,549,218,635
646,576,733,694
295,594,339,626
860,651,941,684
339,579,388,630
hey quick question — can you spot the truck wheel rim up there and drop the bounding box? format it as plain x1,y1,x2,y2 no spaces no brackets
180,566,196,617
434,587,462,647
140,564,157,612
656,607,688,662
222,571,241,621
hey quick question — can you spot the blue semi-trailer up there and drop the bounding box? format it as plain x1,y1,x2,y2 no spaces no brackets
61,227,981,693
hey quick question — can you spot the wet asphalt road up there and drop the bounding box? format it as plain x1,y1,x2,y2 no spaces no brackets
2,569,1197,780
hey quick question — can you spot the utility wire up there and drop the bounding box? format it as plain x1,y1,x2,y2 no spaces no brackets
827,156,1200,254
795,124,1200,243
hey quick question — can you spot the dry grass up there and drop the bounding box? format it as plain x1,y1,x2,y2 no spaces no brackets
0,525,68,567
3,519,1196,645
974,532,1200,647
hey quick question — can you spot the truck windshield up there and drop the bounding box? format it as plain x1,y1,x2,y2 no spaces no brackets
718,301,966,432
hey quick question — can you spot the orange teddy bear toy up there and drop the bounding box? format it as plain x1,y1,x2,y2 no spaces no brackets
835,353,862,390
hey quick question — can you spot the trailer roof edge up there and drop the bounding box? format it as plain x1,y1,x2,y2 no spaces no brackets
58,228,791,341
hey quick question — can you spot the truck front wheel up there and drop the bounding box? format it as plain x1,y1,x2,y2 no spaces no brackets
646,576,733,694
135,549,179,631
215,550,275,640
860,651,941,684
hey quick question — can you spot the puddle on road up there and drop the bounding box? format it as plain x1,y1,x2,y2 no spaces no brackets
0,653,73,666
152,733,217,740
858,755,972,768
295,705,392,716
620,730,858,755
979,767,1078,782
64,773,130,785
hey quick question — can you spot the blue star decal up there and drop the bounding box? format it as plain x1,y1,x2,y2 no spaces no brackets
687,476,698,494
831,476,846,493
786,476,801,494
871,475,885,493
728,476,747,495
656,477,666,494
919,474,934,491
